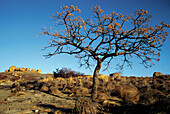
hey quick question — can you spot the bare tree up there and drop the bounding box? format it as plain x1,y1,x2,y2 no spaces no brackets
40,5,170,101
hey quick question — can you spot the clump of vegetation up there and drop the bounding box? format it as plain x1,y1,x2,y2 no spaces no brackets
74,97,96,114
0,74,7,80
53,67,84,78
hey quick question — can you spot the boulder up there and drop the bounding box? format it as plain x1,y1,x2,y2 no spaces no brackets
83,81,93,88
20,67,25,72
9,66,16,72
47,73,53,75
12,73,18,77
153,72,163,78
15,67,20,71
25,68,30,71
25,84,35,89
115,76,121,81
121,76,127,82
118,84,140,104
50,86,61,95
40,84,49,92
110,73,121,81
72,87,90,96
5,69,9,72
37,69,41,74
31,69,36,72
11,82,20,88
110,73,121,77
103,100,121,107
97,93,110,102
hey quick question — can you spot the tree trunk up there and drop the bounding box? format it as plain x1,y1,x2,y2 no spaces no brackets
91,61,102,102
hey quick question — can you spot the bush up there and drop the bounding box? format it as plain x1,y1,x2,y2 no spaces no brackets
53,67,84,78
74,97,96,114
0,74,7,80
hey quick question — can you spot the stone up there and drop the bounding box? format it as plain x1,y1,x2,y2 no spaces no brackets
54,110,63,114
83,81,93,88
121,76,127,82
72,87,90,96
50,86,61,95
109,96,123,102
5,69,9,72
118,84,140,104
103,100,121,107
97,93,110,102
25,68,30,71
40,84,49,92
12,73,18,77
15,67,20,71
11,82,20,88
31,69,36,72
37,69,41,74
47,73,53,75
25,84,35,89
110,73,121,77
153,72,163,78
110,73,121,81
115,76,121,81
34,110,39,113
9,66,16,72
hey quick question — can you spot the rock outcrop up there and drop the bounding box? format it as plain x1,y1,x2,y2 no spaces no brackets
153,72,163,78
9,66,17,72
5,66,42,74
31,69,36,72
110,73,121,81
25,68,30,71
37,69,41,74
20,67,25,72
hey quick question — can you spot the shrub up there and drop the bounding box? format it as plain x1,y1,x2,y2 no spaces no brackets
0,75,8,80
53,67,84,78
149,95,170,114
74,97,96,114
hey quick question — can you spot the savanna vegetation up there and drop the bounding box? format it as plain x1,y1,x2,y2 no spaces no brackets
40,5,170,101
0,66,169,113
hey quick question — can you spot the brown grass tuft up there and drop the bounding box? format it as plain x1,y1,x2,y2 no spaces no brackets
74,97,96,114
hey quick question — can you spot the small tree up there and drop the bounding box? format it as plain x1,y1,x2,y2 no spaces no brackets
40,5,170,101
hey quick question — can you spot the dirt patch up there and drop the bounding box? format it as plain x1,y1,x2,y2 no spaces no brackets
0,87,75,114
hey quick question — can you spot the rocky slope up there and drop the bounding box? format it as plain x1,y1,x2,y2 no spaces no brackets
0,66,169,114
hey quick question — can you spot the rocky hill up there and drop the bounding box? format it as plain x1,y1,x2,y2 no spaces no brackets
0,66,169,114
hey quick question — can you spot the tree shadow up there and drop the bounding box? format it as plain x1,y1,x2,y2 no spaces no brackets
40,90,76,101
105,100,169,114
37,103,74,113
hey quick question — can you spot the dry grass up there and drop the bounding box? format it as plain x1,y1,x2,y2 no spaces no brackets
0,71,169,114
74,97,96,114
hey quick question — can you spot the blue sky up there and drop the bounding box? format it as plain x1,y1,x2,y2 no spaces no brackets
0,0,170,76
